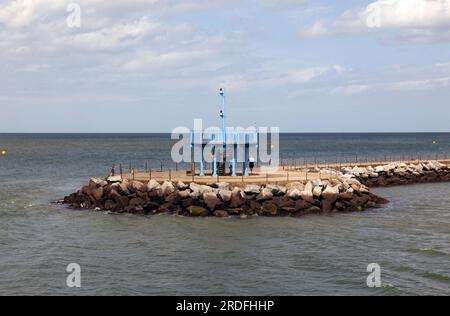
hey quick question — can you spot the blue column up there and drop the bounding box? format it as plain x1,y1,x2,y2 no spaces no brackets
244,143,249,176
231,143,237,177
213,146,217,177
200,144,205,176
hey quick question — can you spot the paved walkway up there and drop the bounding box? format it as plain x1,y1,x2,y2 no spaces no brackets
117,159,450,185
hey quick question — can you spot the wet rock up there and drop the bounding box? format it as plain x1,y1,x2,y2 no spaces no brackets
214,210,229,217
187,206,208,217
295,199,313,211
262,201,278,216
304,206,322,215
104,199,116,211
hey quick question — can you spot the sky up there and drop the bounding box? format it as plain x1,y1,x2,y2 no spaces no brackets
1,0,450,133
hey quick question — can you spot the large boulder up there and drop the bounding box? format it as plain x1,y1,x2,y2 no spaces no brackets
161,181,175,196
287,189,301,200
147,179,161,191
219,189,232,202
203,192,220,211
118,181,130,195
187,206,208,217
91,187,104,201
300,181,314,203
265,184,287,196
312,186,323,198
244,185,261,195
262,201,278,216
176,181,189,190
89,177,107,188
256,188,273,202
129,180,147,193
322,185,340,203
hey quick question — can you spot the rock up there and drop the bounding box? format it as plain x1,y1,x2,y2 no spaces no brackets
262,201,278,216
244,185,261,195
187,206,208,217
230,188,245,208
265,184,287,196
118,181,130,195
295,199,313,211
165,192,180,204
312,179,324,187
214,210,228,217
92,187,104,201
322,185,340,203
107,175,123,183
147,179,161,191
256,188,273,201
216,182,231,190
104,199,116,211
203,192,220,211
128,198,145,213
176,181,189,190
287,189,301,200
190,183,214,195
129,180,147,193
312,186,323,198
249,200,262,212
90,177,108,188
178,190,191,199
161,181,175,196
159,203,177,213
219,189,232,202
300,181,314,203
304,206,322,215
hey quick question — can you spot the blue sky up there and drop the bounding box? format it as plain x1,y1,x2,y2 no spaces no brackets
1,0,450,132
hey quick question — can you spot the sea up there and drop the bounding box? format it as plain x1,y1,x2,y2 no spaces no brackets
0,133,449,296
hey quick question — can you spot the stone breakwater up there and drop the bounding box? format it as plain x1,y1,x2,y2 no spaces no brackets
341,161,450,188
63,177,388,218
62,161,449,217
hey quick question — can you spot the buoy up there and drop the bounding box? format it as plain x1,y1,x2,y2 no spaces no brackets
1,149,6,156
432,140,437,144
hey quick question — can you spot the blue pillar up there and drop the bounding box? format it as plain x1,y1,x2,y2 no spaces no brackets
213,146,217,177
244,143,249,176
200,144,205,176
231,143,237,177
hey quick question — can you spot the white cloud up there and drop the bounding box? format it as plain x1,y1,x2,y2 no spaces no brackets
300,0,450,42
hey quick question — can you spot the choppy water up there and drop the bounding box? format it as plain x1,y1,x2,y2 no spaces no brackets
0,134,449,295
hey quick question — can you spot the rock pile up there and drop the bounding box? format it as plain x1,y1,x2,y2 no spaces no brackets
341,161,450,187
63,176,388,217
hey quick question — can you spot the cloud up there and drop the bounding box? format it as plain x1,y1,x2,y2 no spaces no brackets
300,0,450,42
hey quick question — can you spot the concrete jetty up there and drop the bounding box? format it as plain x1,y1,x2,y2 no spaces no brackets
62,160,450,217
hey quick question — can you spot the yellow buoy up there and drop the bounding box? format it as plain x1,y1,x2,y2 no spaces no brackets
432,140,438,144
1,149,6,156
